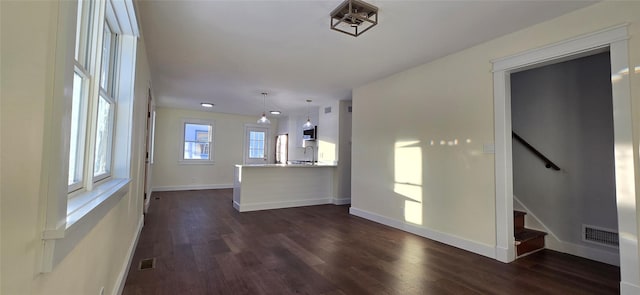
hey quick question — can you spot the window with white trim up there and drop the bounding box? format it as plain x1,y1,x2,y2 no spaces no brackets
68,1,119,192
41,0,141,273
180,119,214,163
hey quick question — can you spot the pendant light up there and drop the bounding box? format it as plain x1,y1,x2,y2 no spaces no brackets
257,92,271,125
302,99,313,129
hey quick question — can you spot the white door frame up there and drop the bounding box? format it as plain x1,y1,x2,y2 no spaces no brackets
243,124,270,164
492,24,639,293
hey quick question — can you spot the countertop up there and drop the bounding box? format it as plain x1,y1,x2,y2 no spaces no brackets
235,163,337,168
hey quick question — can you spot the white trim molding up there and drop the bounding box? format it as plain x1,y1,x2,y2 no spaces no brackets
492,24,639,293
349,207,495,259
332,197,351,205
235,198,333,212
114,216,143,295
492,24,628,72
152,184,233,192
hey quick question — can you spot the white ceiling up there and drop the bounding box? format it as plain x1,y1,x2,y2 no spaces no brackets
136,0,596,117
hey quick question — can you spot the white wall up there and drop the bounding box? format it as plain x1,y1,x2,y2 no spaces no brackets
151,107,277,191
337,100,353,200
318,101,340,164
0,1,151,294
351,0,640,260
512,52,618,256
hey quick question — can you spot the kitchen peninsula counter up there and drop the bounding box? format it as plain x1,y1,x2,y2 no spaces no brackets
233,163,346,212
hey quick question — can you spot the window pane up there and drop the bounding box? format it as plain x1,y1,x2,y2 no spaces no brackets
93,95,113,177
75,0,93,68
248,131,265,159
100,22,112,91
69,72,86,186
74,0,83,61
183,123,211,160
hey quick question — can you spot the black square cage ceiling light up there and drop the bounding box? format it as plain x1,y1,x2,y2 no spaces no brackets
330,0,378,37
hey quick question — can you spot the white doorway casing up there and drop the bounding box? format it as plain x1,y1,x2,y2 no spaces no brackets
492,25,639,294
244,125,270,165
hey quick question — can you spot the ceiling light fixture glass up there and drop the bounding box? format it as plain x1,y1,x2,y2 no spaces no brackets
303,99,313,129
330,0,378,37
201,102,214,108
270,110,281,115
257,92,271,125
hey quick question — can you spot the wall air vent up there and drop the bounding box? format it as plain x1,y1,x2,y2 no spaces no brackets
325,107,332,114
583,225,618,248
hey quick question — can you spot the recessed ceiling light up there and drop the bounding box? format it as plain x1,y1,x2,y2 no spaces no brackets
201,103,214,108
270,111,281,115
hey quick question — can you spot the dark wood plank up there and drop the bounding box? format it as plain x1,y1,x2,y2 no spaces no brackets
123,189,620,295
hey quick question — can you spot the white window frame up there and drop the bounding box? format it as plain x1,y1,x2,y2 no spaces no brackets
248,130,267,159
243,123,271,164
179,118,215,165
68,64,90,193
40,0,141,273
93,17,119,182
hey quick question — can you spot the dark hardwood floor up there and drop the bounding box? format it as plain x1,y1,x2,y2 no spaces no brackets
123,189,620,295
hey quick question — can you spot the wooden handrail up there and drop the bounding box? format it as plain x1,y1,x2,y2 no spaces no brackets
512,132,561,171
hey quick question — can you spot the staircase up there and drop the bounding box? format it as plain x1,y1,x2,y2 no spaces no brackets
514,210,547,256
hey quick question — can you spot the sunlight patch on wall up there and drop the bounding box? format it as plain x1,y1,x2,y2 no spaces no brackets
611,67,629,83
615,143,636,208
394,140,423,225
318,140,336,163
394,141,422,185
404,199,423,225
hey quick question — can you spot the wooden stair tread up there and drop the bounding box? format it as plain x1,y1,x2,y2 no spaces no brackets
513,210,546,256
514,210,526,217
515,228,547,243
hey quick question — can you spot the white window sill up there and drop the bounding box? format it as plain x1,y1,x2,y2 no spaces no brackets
41,178,131,272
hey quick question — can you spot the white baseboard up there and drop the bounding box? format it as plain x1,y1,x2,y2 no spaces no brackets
152,184,233,192
233,200,240,211
144,188,153,214
546,238,620,266
495,246,513,263
235,198,332,212
143,198,151,214
114,216,143,295
332,197,351,205
349,207,495,259
621,281,640,295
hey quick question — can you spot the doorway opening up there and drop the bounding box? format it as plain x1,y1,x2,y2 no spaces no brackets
510,50,619,263
492,25,638,291
244,126,269,164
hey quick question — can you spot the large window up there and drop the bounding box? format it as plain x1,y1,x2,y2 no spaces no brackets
68,1,119,192
41,0,141,273
181,120,214,162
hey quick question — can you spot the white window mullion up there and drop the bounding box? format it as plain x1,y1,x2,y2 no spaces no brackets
83,1,106,190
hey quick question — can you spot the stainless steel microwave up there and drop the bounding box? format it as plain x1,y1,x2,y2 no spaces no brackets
303,126,317,140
